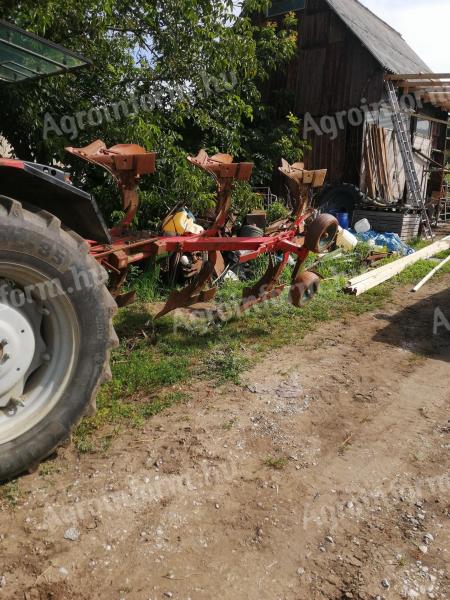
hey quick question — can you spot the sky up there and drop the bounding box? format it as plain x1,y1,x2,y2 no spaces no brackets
353,0,449,72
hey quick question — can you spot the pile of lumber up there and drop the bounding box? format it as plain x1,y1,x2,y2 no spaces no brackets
363,124,393,200
345,236,450,296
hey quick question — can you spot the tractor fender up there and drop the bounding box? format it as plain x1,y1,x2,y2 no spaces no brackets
0,159,110,243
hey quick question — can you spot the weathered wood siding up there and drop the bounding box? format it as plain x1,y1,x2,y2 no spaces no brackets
295,0,384,115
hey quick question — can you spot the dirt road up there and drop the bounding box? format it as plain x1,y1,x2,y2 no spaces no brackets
1,275,449,600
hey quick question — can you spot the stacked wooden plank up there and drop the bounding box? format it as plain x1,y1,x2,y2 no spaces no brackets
363,124,393,201
352,209,421,241
345,236,450,296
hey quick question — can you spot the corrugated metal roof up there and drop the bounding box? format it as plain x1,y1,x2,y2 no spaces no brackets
324,0,431,74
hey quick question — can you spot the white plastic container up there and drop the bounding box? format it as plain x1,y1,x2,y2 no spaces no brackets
336,227,358,251
354,218,371,233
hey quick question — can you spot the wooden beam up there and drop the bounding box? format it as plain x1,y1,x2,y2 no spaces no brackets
399,82,450,90
419,93,450,108
412,255,450,292
423,92,450,97
412,113,449,125
386,73,450,81
345,236,450,296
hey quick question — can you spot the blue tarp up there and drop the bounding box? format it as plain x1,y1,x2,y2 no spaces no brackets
352,230,415,256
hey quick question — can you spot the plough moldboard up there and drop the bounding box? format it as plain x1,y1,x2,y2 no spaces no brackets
67,141,339,317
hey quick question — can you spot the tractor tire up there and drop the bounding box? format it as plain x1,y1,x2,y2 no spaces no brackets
314,183,366,216
0,196,118,481
305,213,339,253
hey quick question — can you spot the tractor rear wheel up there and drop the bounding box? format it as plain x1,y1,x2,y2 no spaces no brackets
0,196,118,481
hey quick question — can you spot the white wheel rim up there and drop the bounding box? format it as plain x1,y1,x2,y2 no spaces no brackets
0,262,80,444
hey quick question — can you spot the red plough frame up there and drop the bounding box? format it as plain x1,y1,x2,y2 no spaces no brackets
66,141,338,317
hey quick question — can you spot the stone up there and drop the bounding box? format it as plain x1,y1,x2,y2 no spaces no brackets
381,579,390,589
64,528,80,542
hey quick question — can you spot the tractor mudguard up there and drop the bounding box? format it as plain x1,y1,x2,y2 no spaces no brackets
0,159,110,243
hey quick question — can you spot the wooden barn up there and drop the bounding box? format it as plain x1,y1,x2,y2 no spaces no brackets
261,0,449,234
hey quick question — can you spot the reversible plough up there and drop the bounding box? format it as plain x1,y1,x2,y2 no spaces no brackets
66,141,339,317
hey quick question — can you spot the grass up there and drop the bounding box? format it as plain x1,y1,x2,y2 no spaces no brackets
222,418,238,431
0,480,21,509
70,239,450,453
264,456,288,470
38,462,61,478
73,390,190,453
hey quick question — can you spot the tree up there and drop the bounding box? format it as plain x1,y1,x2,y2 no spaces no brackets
0,1,307,226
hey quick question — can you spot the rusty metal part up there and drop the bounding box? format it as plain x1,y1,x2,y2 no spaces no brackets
240,254,288,312
181,252,206,280
115,290,137,308
89,225,311,320
166,251,207,288
289,271,321,307
155,252,218,319
188,150,253,235
108,266,128,295
304,213,339,253
239,247,307,313
279,159,327,218
66,140,156,231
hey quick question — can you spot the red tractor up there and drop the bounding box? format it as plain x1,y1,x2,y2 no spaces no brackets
0,20,338,480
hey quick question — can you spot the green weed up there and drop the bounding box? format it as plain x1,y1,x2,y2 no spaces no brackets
0,480,21,509
264,456,288,470
222,418,238,431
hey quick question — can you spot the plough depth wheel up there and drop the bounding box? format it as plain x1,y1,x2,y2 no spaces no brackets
289,271,321,307
305,214,339,253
